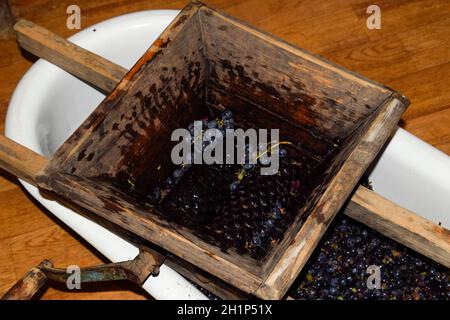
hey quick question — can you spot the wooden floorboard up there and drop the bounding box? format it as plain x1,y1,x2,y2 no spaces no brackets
0,0,449,299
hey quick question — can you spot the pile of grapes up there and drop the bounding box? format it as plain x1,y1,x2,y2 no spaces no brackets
289,214,449,300
140,110,319,258
196,214,449,300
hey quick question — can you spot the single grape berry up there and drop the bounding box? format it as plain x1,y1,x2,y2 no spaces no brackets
172,168,184,179
279,148,288,157
207,120,217,129
222,109,233,120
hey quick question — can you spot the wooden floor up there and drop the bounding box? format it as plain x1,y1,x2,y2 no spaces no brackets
0,0,449,299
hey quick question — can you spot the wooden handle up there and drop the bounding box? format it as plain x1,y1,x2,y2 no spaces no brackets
9,19,450,270
14,19,127,93
1,249,164,300
1,260,52,300
0,135,48,185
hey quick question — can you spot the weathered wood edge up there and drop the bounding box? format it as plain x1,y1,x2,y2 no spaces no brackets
255,95,409,299
1,260,52,300
14,19,127,93
35,1,203,169
40,172,264,294
198,3,393,94
345,186,450,268
0,135,47,185
38,187,250,300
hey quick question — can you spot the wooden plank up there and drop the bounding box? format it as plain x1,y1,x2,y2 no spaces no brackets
0,135,47,185
5,223,150,300
201,6,393,144
37,186,250,300
345,186,450,268
39,173,264,294
13,19,127,93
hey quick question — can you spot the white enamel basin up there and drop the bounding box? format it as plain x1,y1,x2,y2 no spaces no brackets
5,10,450,300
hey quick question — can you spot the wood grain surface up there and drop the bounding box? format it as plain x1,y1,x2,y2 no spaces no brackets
0,0,449,299
345,186,450,268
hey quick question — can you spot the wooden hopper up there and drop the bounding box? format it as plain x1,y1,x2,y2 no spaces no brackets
1,2,449,300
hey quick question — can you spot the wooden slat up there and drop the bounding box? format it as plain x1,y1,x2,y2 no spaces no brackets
345,186,450,268
0,135,47,185
13,19,127,93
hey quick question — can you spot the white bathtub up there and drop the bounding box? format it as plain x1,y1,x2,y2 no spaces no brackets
5,10,450,300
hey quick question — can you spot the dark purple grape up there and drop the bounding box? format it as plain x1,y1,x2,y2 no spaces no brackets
172,168,184,179
222,109,233,120
229,181,239,192
279,148,288,157
207,120,217,129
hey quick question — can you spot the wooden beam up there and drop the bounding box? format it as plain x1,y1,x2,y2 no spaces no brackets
345,186,450,268
0,135,48,185
13,19,127,93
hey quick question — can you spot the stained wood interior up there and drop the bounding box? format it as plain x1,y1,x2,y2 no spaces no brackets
54,9,208,186
201,7,392,154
